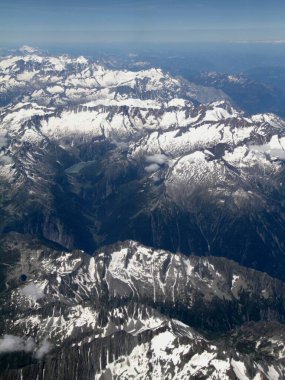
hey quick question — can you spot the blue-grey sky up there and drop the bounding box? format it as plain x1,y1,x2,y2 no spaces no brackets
0,0,285,46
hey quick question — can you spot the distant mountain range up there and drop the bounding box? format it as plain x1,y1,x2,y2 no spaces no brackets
188,70,285,118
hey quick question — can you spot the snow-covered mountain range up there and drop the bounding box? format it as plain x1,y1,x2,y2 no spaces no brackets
1,47,285,379
1,47,285,276
1,233,285,379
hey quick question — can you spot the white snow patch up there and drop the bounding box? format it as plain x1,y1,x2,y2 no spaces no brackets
231,359,250,380
47,85,65,94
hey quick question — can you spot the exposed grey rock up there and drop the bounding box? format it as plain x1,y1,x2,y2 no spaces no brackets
0,234,285,379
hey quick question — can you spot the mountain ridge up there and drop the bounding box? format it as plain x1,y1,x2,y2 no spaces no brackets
1,49,285,280
0,233,285,379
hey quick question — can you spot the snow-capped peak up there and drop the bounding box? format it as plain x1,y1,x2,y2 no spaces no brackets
18,45,40,54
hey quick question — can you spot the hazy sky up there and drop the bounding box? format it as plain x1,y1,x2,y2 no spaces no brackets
1,0,285,46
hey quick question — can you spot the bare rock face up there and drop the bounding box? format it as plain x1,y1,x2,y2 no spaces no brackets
0,234,284,379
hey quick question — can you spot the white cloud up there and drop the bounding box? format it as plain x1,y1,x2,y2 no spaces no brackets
0,335,36,354
144,154,169,173
145,154,168,165
0,335,52,359
0,134,8,149
145,163,160,173
35,338,53,359
250,135,285,160
21,284,44,300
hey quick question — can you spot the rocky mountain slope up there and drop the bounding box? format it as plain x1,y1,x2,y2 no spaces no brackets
0,233,285,379
1,47,285,279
